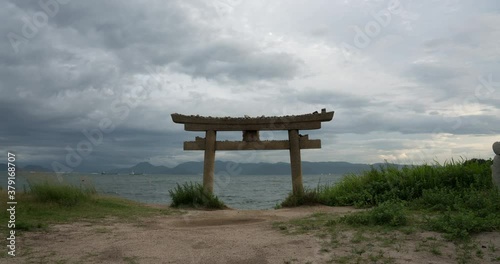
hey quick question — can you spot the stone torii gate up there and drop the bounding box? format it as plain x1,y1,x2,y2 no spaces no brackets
171,109,334,196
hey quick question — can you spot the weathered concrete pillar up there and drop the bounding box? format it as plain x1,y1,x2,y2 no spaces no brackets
493,142,500,188
203,130,216,194
288,129,304,195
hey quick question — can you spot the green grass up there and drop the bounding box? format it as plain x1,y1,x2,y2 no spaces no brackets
29,181,97,206
168,182,226,209
339,200,407,227
0,181,174,234
279,158,500,240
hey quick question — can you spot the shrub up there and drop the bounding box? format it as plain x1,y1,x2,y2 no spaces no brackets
427,210,499,240
168,182,226,209
281,187,322,207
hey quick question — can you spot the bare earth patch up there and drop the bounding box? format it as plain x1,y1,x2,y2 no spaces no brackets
9,206,500,264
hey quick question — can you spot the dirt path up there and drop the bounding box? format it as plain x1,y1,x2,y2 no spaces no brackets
10,206,500,264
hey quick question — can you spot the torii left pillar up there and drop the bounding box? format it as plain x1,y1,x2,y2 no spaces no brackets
288,129,304,195
203,130,216,194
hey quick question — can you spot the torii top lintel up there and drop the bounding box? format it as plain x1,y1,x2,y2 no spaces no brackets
171,109,334,131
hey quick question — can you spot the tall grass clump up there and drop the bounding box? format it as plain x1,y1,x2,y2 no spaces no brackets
280,187,322,207
29,181,96,207
169,182,226,209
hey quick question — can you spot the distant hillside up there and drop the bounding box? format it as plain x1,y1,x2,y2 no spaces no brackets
171,161,205,174
0,163,51,172
104,161,391,175
108,162,173,174
301,161,371,175
3,161,403,175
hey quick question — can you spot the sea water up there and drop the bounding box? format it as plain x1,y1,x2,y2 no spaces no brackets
6,173,344,210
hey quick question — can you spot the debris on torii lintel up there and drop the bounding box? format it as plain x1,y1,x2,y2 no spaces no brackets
242,130,259,142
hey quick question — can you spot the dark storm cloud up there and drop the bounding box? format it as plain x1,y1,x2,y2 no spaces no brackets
1,0,301,118
1,0,302,168
176,40,302,81
4,0,301,80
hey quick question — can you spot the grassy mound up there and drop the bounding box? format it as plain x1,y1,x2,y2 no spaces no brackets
279,159,500,239
168,182,226,209
0,181,173,233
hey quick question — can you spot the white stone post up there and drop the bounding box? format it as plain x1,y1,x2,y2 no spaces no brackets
493,142,500,188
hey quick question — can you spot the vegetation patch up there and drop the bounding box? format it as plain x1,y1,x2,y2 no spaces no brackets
340,200,407,227
168,182,226,209
0,181,174,234
280,159,500,240
29,181,96,206
276,158,500,263
318,159,493,207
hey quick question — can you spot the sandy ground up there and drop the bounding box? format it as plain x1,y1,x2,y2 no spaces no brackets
10,206,500,264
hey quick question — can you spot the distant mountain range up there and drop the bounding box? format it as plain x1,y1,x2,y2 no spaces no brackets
104,161,399,175
0,163,51,173
0,161,403,175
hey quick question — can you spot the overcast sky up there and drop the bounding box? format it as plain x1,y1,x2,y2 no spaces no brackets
2,0,499,171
